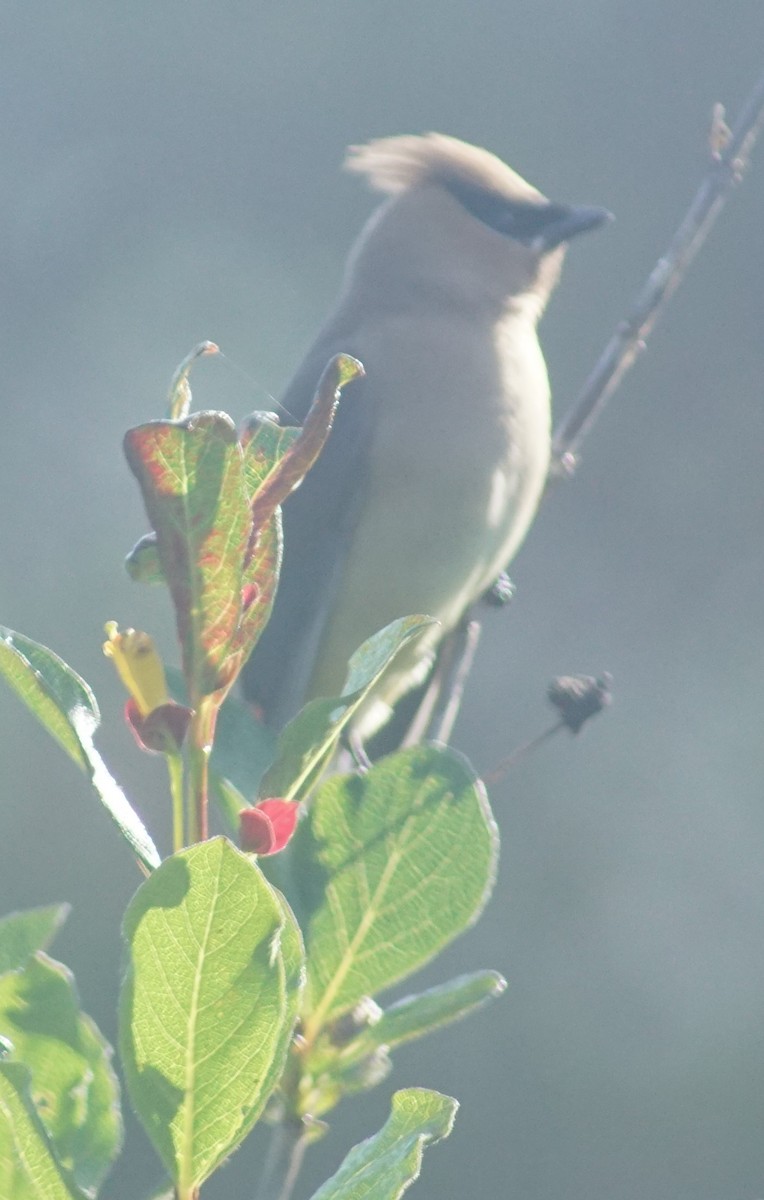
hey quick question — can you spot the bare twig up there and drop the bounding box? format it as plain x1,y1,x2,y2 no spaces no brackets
410,619,482,746
551,66,764,472
482,721,565,786
254,1116,309,1200
420,70,764,748
482,673,613,785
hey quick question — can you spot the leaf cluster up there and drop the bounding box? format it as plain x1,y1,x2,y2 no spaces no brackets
0,349,506,1199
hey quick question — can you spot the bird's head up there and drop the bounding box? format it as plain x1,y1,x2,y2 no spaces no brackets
343,132,611,319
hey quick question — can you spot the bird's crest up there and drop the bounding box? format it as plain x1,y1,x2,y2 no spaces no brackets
345,132,544,205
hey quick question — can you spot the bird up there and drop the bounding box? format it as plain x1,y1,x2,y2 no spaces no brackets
242,132,610,745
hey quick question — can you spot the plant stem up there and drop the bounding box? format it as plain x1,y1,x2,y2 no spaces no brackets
482,721,565,786
187,744,209,843
167,751,185,851
255,1117,308,1200
412,618,482,746
187,699,218,843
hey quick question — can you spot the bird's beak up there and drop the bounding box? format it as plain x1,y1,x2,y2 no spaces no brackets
531,204,614,252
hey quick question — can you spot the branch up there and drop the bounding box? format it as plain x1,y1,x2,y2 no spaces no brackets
422,70,764,749
408,619,481,747
255,1116,309,1200
551,66,764,472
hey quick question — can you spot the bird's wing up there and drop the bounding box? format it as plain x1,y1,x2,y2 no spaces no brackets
241,329,373,727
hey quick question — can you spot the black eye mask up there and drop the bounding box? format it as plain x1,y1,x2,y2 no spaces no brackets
445,177,611,250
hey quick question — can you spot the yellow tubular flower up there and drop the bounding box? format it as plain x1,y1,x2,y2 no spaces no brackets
103,621,170,717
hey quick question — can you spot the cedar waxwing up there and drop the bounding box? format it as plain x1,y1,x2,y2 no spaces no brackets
243,133,610,741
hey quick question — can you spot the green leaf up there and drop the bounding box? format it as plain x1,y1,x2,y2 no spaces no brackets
341,971,507,1062
70,712,161,872
0,954,121,1196
120,838,304,1194
208,775,247,839
0,628,160,872
123,413,251,697
0,907,70,975
211,687,278,799
292,745,499,1034
296,972,506,1118
308,1088,457,1200
260,616,436,802
0,627,99,771
124,532,164,585
167,341,219,422
0,1062,84,1200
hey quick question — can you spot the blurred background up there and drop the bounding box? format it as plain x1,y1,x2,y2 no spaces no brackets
1,4,763,1198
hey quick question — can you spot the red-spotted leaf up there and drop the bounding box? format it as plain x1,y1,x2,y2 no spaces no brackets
123,413,250,698
235,512,282,664
246,355,363,557
239,412,302,497
236,397,344,669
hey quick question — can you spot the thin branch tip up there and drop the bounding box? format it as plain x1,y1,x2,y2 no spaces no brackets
551,66,764,469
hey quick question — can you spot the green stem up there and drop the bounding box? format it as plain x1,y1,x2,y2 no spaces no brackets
186,739,208,844
166,752,185,852
186,745,200,845
186,699,219,843
175,1184,199,1200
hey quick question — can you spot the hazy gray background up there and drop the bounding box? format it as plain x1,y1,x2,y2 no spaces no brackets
1,4,763,1198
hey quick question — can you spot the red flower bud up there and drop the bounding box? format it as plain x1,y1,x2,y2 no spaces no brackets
239,798,299,855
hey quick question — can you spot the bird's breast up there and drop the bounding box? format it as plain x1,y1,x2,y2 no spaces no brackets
306,307,551,725
362,307,551,588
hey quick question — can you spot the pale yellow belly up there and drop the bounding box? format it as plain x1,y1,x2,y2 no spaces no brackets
308,310,551,735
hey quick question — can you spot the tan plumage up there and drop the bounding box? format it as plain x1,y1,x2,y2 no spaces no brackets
243,133,610,740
